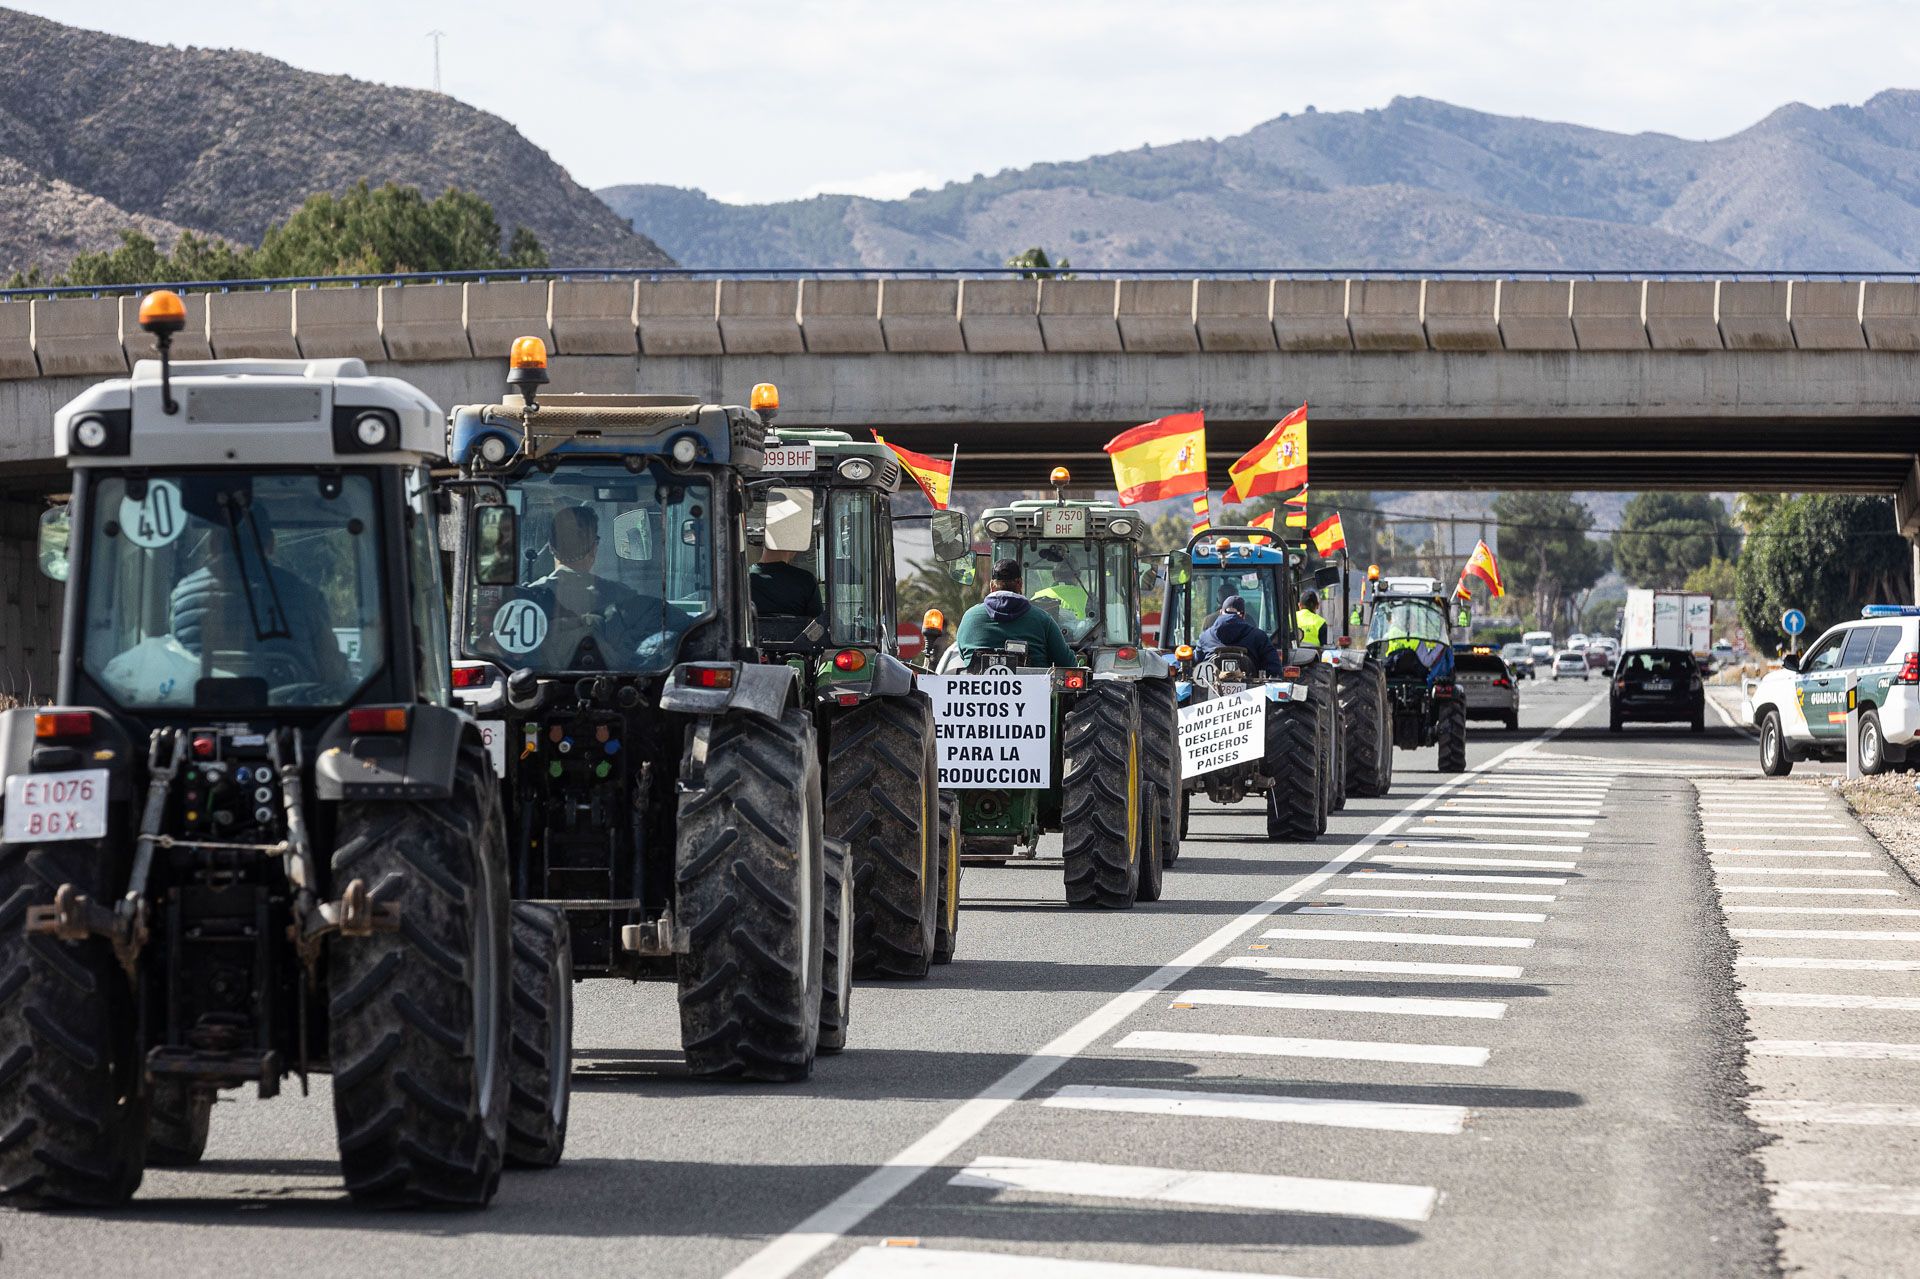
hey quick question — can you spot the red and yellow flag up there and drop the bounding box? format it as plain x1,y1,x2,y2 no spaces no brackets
1463,539,1505,598
1248,509,1275,544
1103,412,1208,506
1310,512,1346,555
1191,492,1212,533
873,433,954,509
1225,403,1308,505
1283,492,1310,528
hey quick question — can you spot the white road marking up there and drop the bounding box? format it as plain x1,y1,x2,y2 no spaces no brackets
1751,1041,1920,1060
1733,929,1920,941
1739,957,1920,971
1443,803,1602,813
718,696,1604,1279
1384,839,1588,855
1700,803,1837,811
1705,822,1850,830
1262,927,1535,948
947,1155,1439,1222
1407,825,1587,840
1174,988,1508,1020
1710,850,1874,859
1727,905,1920,917
1044,1084,1470,1135
1743,992,1920,1012
1116,1029,1490,1067
1717,886,1901,896
1351,870,1569,885
1703,834,1866,842
1333,888,1558,903
1714,868,1888,877
1375,852,1579,869
1774,1181,1920,1216
1422,814,1595,826
1225,955,1525,978
1293,905,1548,923
1750,1101,1920,1127
824,1245,1321,1279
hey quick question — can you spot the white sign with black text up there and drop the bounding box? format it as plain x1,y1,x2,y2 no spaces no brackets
917,673,1053,789
1178,688,1265,777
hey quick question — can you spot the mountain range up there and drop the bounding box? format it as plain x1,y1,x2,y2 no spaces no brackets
600,92,1920,270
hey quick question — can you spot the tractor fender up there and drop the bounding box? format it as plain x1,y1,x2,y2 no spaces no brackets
868,653,917,699
315,703,469,801
660,661,797,724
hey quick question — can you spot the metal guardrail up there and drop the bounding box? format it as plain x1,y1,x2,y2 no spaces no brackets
3,266,1919,301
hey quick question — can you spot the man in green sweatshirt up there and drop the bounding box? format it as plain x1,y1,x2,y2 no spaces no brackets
953,558,1079,668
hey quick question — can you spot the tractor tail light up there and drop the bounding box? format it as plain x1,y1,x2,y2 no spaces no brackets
33,711,93,739
1281,665,1301,680
1063,670,1087,690
1116,646,1136,660
833,649,867,673
451,665,494,689
1897,653,1920,685
682,666,736,689
347,707,410,734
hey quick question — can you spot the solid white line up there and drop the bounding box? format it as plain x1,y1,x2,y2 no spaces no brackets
1175,988,1507,1019
1293,905,1548,923
1262,927,1535,949
1733,929,1920,941
1774,1181,1920,1216
1700,802,1836,809
1116,1029,1490,1067
948,1155,1439,1222
1351,870,1569,885
1443,802,1602,812
1751,1101,1920,1127
1715,868,1888,877
824,1246,1320,1279
1702,834,1865,842
1372,852,1579,870
1717,886,1901,896
1727,905,1920,917
1333,888,1557,903
1044,1084,1470,1135
1744,992,1920,1011
1710,850,1874,859
1225,955,1524,978
1404,825,1587,840
1420,814,1595,826
1752,1041,1920,1061
1382,839,1588,855
1705,822,1850,831
1739,957,1920,972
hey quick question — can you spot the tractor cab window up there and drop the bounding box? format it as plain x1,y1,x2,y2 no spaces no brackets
82,471,385,709
1002,539,1099,644
745,486,829,645
466,464,713,673
827,489,881,646
1195,564,1283,633
1100,540,1139,644
1369,598,1449,644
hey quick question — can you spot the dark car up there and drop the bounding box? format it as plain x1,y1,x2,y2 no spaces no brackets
1610,647,1705,732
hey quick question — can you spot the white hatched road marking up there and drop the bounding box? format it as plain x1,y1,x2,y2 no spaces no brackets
1733,929,1920,941
1044,1084,1471,1135
1727,905,1920,917
1751,1101,1920,1127
1774,1182,1920,1216
1711,850,1874,859
824,1245,1322,1279
1744,992,1920,1012
948,1155,1439,1222
1175,988,1507,1020
1714,868,1888,877
1706,822,1850,830
1372,852,1579,869
1224,955,1524,978
1422,814,1595,826
1703,834,1866,842
1443,802,1602,813
1717,886,1902,896
1351,870,1569,885
1333,888,1557,903
1382,840,1588,855
1740,957,1920,971
1752,1041,1920,1060
1262,927,1534,949
1293,905,1548,923
1406,826,1587,840
1116,1029,1490,1068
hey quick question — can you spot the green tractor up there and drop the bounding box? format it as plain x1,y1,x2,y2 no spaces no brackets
935,472,1179,908
1364,575,1468,773
745,428,972,972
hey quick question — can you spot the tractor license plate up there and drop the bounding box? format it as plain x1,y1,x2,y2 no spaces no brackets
1218,682,1245,695
4,769,109,843
1040,507,1087,538
475,720,508,777
763,443,817,472
1645,679,1672,691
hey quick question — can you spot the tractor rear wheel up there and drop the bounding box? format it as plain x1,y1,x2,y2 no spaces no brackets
1342,663,1390,797
826,697,939,979
1062,682,1142,909
1437,699,1468,773
819,836,853,1053
505,902,571,1169
675,710,825,1081
933,794,962,964
1313,666,1346,814
1139,677,1182,867
1265,702,1320,842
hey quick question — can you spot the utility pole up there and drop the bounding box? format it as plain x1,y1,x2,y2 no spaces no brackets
427,30,446,93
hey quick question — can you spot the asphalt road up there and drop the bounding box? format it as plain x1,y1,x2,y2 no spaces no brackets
1,679,1850,1277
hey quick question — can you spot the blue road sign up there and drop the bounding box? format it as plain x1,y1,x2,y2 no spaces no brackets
1782,608,1807,636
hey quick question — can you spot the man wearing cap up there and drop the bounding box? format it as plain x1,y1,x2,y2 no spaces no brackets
1195,593,1284,676
953,558,1078,667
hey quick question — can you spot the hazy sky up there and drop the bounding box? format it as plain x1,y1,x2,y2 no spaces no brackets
19,1,1920,203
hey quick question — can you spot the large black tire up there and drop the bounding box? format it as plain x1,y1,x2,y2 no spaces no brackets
147,1080,212,1166
1341,663,1392,797
1139,677,1182,867
1375,676,1396,794
1437,699,1468,773
505,902,571,1169
826,697,938,980
819,836,853,1053
1135,780,1165,904
329,741,510,1207
1861,709,1888,774
676,709,825,1081
1759,709,1794,776
933,794,961,965
0,841,147,1207
1062,681,1142,909
1314,680,1335,833
1265,702,1320,842
1314,666,1346,814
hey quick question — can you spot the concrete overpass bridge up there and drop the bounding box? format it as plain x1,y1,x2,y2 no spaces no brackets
2,268,1918,693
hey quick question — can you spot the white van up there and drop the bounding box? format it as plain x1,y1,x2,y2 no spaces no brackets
1522,630,1555,665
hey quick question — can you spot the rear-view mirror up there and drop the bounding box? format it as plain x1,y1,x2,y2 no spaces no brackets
930,508,970,562
764,487,816,553
1138,563,1162,593
948,560,977,587
473,505,519,586
1782,652,1802,672
36,505,69,583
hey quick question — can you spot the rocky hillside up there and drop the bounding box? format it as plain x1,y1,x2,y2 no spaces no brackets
601,92,1920,270
0,8,670,276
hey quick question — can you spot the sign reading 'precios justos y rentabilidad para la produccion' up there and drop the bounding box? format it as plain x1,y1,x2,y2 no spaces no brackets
917,674,1053,788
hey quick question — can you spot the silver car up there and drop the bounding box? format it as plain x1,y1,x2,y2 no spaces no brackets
1456,649,1520,730
1551,650,1590,681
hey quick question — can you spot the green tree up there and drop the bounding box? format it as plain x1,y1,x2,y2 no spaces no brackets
1733,493,1787,534
1492,492,1610,631
896,558,976,633
1683,557,1739,600
1737,495,1910,651
59,229,253,287
251,183,547,277
1005,246,1071,279
1613,493,1739,589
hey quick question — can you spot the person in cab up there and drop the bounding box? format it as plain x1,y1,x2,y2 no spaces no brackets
953,558,1077,667
1196,593,1284,676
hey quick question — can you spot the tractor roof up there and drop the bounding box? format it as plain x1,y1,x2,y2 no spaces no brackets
979,498,1144,540
55,357,443,468
1192,540,1295,566
447,392,769,471
759,427,902,491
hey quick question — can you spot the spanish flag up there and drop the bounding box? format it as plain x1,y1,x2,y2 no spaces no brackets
873,433,954,510
1225,403,1308,505
1464,539,1505,598
1310,512,1347,555
1248,509,1275,544
1191,492,1212,533
1284,491,1309,528
1103,412,1208,506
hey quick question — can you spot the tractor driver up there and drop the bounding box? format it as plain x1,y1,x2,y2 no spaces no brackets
749,546,823,623
525,504,692,667
953,558,1077,668
1195,593,1284,677
1028,544,1091,625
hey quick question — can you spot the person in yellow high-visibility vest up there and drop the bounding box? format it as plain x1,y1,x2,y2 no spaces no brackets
1295,589,1328,646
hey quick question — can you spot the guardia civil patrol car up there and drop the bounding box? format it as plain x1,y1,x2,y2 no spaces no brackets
1751,605,1920,776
